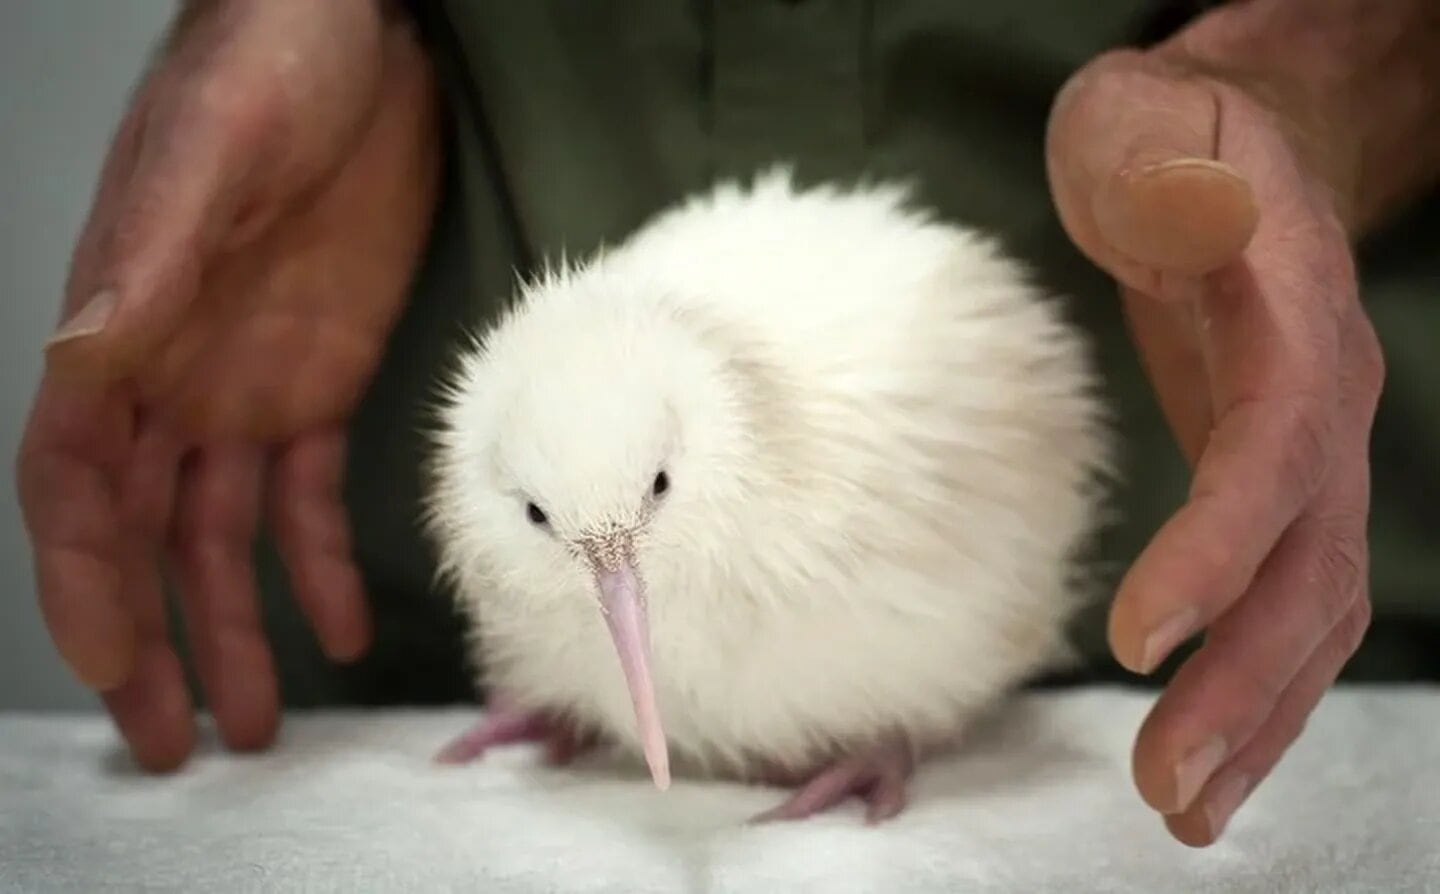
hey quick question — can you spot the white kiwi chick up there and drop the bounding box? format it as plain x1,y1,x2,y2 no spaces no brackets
423,168,1114,824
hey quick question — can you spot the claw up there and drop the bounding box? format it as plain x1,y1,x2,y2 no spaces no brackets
435,698,594,766
750,739,915,825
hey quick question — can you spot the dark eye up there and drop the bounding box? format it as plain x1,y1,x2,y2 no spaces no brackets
525,502,549,527
652,470,670,498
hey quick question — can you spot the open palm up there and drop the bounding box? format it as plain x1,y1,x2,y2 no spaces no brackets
17,2,441,771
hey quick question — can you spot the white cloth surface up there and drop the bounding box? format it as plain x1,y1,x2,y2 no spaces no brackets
2,685,1437,893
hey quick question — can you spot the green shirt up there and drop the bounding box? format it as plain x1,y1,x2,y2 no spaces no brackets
247,0,1440,709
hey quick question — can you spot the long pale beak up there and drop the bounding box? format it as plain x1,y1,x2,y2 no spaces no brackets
593,559,671,790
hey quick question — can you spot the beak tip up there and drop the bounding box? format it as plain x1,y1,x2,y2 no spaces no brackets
644,744,672,791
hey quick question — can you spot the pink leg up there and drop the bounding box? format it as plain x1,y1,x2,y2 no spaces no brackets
751,739,916,825
434,695,595,766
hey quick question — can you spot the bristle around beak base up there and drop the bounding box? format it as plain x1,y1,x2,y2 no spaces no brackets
594,561,671,791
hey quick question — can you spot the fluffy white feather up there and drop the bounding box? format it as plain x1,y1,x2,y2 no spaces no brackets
423,168,1115,804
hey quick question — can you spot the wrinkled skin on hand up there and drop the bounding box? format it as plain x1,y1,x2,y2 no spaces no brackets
1046,47,1384,847
15,0,441,771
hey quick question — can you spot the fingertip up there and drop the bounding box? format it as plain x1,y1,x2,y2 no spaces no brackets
1130,698,1206,815
209,628,282,754
325,617,373,665
1094,156,1258,278
134,730,196,774
103,649,197,774
267,430,372,663
221,710,281,754
1161,770,1250,848
1163,809,1219,848
1106,597,1149,675
1106,572,1168,675
1131,735,1181,815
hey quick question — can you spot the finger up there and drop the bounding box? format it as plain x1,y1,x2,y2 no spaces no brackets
1130,320,1379,817
170,444,280,751
1046,50,1258,286
1109,290,1339,672
1162,596,1372,847
46,67,265,383
1162,312,1385,845
17,382,196,770
16,384,137,689
269,430,371,662
102,416,195,772
1108,172,1347,673
1128,490,1365,815
99,646,196,773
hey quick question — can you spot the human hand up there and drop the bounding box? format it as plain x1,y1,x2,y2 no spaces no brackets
16,0,440,770
1045,44,1384,845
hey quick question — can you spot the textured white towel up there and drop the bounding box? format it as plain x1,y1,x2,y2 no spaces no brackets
2,686,1437,893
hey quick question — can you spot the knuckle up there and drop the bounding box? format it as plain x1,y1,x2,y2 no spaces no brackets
1306,240,1357,298
14,437,63,531
1317,507,1367,583
13,438,38,514
189,73,270,139
1243,625,1296,698
1307,517,1368,629
1348,317,1387,399
1202,628,1290,716
1331,595,1373,658
1274,394,1332,501
1227,663,1291,728
106,187,162,262
1315,543,1363,623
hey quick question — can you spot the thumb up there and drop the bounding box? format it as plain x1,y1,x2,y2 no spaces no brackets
1045,50,1259,291
46,84,259,383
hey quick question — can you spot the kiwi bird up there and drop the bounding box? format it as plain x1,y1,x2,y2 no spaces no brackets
422,168,1114,823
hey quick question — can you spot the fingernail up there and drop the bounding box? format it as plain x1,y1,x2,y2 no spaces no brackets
1139,607,1198,673
1204,773,1252,840
49,290,116,345
1173,736,1228,812
1139,157,1245,183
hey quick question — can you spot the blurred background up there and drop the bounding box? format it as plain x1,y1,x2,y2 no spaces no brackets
0,1,173,710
